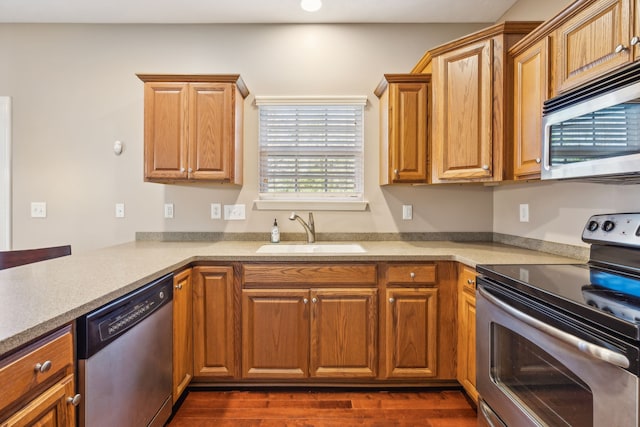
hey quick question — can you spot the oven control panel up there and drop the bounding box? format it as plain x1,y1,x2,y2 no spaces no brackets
582,213,640,247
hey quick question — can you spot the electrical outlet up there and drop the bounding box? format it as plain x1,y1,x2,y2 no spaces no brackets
164,203,174,219
402,204,413,220
211,203,221,219
30,202,47,218
224,204,245,220
519,204,529,222
115,203,125,218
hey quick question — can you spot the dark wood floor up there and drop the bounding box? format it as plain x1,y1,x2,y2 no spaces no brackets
168,389,478,426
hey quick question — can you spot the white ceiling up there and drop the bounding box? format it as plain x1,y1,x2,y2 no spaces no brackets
0,0,518,24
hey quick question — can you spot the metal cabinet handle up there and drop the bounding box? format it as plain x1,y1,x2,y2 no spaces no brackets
389,297,395,303
303,298,309,304
312,297,318,303
615,44,628,53
632,36,640,46
481,164,489,170
174,284,183,290
188,168,193,173
180,167,185,173
478,286,630,369
393,169,399,178
467,278,475,285
67,394,82,407
535,158,541,164
410,272,415,279
34,360,52,373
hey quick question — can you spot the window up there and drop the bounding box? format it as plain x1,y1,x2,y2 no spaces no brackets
256,96,366,202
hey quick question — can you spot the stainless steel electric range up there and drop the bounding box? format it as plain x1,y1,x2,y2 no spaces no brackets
476,212,640,427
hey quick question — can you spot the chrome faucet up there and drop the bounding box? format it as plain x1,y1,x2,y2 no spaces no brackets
289,212,315,243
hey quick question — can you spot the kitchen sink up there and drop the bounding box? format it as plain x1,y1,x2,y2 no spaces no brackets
256,243,367,254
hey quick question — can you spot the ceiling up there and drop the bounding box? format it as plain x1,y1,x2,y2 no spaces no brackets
0,0,518,24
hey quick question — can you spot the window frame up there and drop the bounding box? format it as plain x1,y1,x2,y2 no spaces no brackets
255,96,367,205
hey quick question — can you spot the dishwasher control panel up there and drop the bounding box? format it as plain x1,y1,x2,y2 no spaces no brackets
99,289,168,341
76,274,173,359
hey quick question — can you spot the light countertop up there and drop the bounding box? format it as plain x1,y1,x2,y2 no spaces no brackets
0,240,582,355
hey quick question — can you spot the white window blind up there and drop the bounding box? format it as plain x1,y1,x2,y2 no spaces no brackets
257,96,366,200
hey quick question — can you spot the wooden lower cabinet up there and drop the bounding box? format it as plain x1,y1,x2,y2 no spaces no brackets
457,265,478,402
2,374,75,427
192,265,236,379
0,325,76,427
241,289,309,379
384,287,438,378
172,268,193,403
242,287,378,380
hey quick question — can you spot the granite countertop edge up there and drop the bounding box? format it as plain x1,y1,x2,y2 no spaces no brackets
0,240,584,356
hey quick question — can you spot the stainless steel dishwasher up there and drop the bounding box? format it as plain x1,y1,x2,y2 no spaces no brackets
77,274,173,427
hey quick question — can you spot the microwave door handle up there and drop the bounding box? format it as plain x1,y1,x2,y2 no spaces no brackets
478,286,630,369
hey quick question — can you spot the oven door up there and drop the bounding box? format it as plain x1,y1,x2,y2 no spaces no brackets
476,280,639,427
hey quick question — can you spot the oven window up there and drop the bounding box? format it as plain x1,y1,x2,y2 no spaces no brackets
491,324,593,426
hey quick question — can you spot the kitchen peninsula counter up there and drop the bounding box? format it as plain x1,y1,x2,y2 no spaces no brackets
0,240,581,355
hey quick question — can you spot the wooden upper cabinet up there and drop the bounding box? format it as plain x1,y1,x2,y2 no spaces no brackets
375,74,431,185
512,37,550,180
138,74,248,184
428,22,541,183
432,39,493,182
554,0,632,94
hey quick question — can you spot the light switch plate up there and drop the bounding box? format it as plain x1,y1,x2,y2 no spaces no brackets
519,204,529,222
211,203,221,219
31,202,47,218
402,204,413,220
115,203,125,218
164,203,174,219
224,204,245,220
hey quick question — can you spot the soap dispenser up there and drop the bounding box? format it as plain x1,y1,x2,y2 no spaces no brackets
271,219,280,243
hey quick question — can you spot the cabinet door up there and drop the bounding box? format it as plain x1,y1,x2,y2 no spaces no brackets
188,83,234,181
2,374,75,427
457,265,478,403
193,266,236,378
513,38,548,180
555,0,631,94
432,39,493,181
458,290,477,402
143,82,188,181
172,268,193,403
242,289,309,379
384,287,438,378
309,288,378,378
388,82,429,183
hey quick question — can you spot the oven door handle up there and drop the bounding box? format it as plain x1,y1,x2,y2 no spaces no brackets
478,285,630,369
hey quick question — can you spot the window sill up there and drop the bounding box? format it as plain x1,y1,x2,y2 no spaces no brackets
253,199,369,211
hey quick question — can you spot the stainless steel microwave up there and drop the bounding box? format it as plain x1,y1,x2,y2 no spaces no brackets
542,63,640,183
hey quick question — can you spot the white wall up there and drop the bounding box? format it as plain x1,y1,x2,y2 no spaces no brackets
0,23,493,253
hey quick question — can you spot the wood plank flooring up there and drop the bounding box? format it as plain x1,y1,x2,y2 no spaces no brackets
168,389,478,426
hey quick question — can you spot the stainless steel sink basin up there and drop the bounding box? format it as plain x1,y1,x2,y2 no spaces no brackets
256,243,367,254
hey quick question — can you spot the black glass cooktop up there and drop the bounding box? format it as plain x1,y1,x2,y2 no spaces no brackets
477,263,640,341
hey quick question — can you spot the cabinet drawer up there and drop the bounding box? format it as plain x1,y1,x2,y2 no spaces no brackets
0,325,73,415
459,265,477,295
243,264,377,286
385,264,436,285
